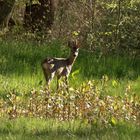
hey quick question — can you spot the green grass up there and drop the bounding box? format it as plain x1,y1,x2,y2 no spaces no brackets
0,39,140,96
0,40,140,139
0,117,139,140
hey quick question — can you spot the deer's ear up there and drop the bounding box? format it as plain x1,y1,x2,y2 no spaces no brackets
68,39,75,48
68,39,80,48
75,40,80,48
75,40,78,45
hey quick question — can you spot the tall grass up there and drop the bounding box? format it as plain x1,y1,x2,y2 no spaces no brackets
0,40,140,95
78,50,140,79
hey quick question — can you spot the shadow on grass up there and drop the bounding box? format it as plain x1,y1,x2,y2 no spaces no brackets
0,117,140,140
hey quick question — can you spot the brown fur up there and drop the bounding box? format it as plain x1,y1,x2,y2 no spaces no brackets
41,40,80,89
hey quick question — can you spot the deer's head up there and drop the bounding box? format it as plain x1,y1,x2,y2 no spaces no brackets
68,40,80,57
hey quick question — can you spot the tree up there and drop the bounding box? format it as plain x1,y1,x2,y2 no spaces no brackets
24,0,56,32
0,0,15,28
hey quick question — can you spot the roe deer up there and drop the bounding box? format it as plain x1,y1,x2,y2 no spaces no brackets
41,40,80,89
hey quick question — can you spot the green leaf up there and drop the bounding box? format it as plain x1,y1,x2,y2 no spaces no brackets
111,117,117,125
71,69,80,79
72,31,79,36
112,80,118,87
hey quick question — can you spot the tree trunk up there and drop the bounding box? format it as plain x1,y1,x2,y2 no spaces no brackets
0,0,15,28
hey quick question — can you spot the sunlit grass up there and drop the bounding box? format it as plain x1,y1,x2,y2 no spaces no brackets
0,40,140,96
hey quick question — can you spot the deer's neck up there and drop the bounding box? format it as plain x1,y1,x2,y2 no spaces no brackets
67,55,78,66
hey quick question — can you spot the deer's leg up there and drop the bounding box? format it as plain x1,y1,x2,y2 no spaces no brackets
43,71,50,87
65,76,69,92
56,76,69,91
57,76,61,90
48,72,55,85
42,63,54,88
42,68,51,88
45,72,55,89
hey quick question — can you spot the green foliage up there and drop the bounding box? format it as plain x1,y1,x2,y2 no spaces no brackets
0,0,139,138
64,0,140,53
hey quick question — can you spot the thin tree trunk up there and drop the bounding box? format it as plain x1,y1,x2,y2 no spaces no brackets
115,0,121,50
0,0,15,28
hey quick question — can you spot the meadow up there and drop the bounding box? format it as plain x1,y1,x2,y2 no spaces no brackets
0,39,140,95
0,118,140,140
0,39,140,139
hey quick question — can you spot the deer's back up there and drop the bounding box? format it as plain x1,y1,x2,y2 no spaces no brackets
42,57,71,77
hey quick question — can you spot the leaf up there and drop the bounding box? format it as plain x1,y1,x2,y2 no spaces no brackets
112,80,118,87
71,69,80,79
72,31,79,36
111,117,117,125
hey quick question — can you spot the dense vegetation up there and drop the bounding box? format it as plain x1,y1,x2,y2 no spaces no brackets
0,0,140,53
0,0,140,139
0,40,140,139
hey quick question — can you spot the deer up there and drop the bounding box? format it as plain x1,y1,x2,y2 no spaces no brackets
41,39,80,90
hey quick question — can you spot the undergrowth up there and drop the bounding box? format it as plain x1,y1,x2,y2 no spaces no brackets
0,40,140,139
0,80,140,125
